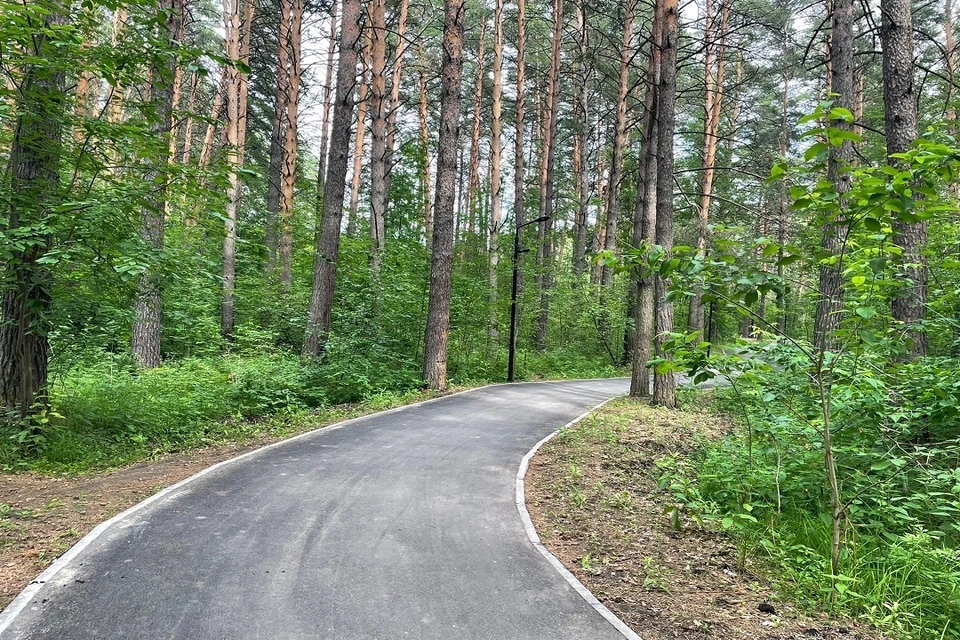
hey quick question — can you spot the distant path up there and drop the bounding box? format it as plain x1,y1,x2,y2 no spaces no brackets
0,379,634,640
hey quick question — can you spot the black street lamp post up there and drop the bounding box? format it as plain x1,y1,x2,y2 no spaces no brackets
507,215,550,382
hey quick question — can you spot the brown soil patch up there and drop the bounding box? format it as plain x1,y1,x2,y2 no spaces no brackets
525,397,886,640
0,390,453,611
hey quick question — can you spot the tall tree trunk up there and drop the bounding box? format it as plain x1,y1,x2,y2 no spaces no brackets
266,0,293,278
316,2,339,190
467,21,487,239
383,0,410,214
108,7,128,125
534,0,563,351
198,73,227,170
687,0,729,335
278,0,303,289
883,0,925,358
630,0,663,398
422,0,466,390
510,0,526,360
180,71,200,164
600,0,636,289
652,0,679,408
132,0,184,369
776,6,791,334
488,0,504,345
303,0,362,356
947,0,957,123
348,31,371,237
814,0,854,352
221,0,255,341
418,59,433,248
0,7,66,420
368,0,388,273
572,0,590,279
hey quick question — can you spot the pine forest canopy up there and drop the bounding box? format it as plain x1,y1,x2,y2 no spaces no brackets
1,0,959,406
3,0,960,634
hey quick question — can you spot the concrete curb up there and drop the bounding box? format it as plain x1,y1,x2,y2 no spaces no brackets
515,396,644,640
0,377,628,634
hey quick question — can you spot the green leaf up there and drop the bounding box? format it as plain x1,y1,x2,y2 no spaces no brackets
855,307,876,319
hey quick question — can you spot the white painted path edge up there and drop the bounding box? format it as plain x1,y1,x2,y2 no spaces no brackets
516,396,643,640
0,379,638,638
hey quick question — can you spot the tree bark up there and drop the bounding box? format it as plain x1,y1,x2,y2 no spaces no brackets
630,0,664,398
303,0,362,356
814,0,854,352
132,0,184,369
277,0,303,289
947,0,957,123
180,71,200,164
489,0,505,345
422,0,466,390
652,0,679,409
687,0,729,336
382,0,410,215
467,21,487,238
883,0,925,358
600,0,636,289
266,0,293,278
348,30,371,237
572,0,590,279
534,0,563,351
418,59,433,248
0,7,66,419
220,0,255,341
509,0,526,360
316,2,339,190
368,0,388,273
198,73,227,170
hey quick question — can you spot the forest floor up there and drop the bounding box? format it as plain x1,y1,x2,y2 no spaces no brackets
526,396,887,640
0,388,460,611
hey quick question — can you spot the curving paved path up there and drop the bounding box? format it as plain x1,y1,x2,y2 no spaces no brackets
0,379,634,640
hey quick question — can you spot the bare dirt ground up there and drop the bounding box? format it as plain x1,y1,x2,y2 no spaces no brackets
526,397,887,640
0,391,453,611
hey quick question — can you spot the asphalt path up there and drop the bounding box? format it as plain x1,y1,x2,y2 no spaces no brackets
0,379,635,640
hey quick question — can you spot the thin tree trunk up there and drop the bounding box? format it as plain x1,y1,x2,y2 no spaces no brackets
316,2,339,189
947,0,957,123
0,9,66,419
418,60,433,247
221,0,255,341
488,0,504,345
108,7,127,125
266,0,293,278
303,0,362,356
422,0,466,390
572,0,590,279
198,73,227,170
631,0,663,398
600,0,636,289
132,0,184,369
510,0,526,360
534,0,563,351
383,0,410,214
688,0,729,335
776,5,791,334
814,0,854,352
181,71,200,164
883,0,925,358
467,21,487,239
348,30,371,236
368,0,388,273
278,0,303,289
652,0,679,408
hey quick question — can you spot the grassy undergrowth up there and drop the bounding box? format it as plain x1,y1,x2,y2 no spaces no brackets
3,347,623,474
653,389,960,640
